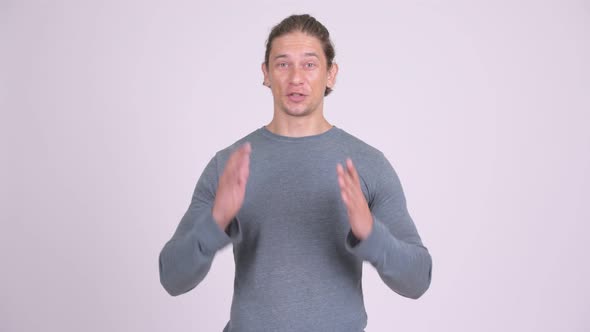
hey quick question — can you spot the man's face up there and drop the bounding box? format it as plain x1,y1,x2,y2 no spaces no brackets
262,32,338,118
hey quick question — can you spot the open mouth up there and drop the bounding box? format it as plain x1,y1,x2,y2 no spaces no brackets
287,93,306,102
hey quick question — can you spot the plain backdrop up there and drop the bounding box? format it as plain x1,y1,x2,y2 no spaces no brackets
1,0,589,331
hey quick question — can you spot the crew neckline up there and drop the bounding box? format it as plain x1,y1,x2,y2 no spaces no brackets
259,125,339,142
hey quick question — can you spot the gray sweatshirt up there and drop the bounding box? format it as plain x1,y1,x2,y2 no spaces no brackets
159,126,432,331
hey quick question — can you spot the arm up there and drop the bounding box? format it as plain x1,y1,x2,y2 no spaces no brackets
158,154,242,296
339,155,432,299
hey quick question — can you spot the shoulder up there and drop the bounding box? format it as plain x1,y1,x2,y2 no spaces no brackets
211,127,263,164
334,127,388,165
335,128,401,197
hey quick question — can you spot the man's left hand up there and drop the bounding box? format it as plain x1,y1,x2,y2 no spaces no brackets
337,158,373,241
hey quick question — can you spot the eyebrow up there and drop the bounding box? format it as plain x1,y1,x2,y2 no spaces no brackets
273,52,320,61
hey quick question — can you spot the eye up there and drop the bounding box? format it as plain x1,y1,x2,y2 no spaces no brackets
278,62,288,68
305,62,316,68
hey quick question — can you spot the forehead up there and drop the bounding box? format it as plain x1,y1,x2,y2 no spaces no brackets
269,32,324,58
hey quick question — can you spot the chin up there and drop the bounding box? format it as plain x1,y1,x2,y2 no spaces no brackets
283,107,312,117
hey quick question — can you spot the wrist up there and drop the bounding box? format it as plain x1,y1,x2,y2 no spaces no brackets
352,216,374,241
212,208,230,231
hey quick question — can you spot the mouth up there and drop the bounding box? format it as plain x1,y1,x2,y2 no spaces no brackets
287,93,306,103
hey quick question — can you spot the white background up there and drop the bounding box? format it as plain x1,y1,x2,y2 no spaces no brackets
1,0,589,331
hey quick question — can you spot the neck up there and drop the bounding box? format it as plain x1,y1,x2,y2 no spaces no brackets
266,114,332,137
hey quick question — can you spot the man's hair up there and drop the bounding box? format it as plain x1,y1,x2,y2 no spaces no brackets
264,14,336,96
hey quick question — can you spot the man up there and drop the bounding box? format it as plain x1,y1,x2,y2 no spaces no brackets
159,14,432,331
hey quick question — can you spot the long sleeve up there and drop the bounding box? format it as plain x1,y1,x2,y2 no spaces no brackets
345,153,432,299
159,155,242,296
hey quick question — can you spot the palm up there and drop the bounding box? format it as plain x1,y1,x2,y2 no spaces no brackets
337,158,373,240
212,143,251,229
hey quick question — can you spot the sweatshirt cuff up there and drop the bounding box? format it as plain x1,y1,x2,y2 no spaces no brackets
196,211,242,255
345,216,397,265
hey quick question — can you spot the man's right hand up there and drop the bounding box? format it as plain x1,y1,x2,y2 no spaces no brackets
212,142,252,231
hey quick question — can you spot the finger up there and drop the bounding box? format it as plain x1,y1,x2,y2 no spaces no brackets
341,190,349,205
241,141,252,153
241,153,250,178
245,141,252,153
337,164,345,183
240,145,250,166
344,182,355,204
243,161,250,182
226,147,243,173
337,163,351,202
345,159,363,199
341,162,354,188
238,162,250,188
338,172,346,190
346,158,359,183
237,149,250,184
237,143,252,166
336,163,344,176
337,164,350,190
230,143,251,174
234,141,251,157
339,180,355,206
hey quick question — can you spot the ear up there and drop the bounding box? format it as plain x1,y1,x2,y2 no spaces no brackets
327,63,339,89
261,62,270,87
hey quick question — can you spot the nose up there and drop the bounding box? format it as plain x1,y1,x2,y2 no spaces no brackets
289,66,303,85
